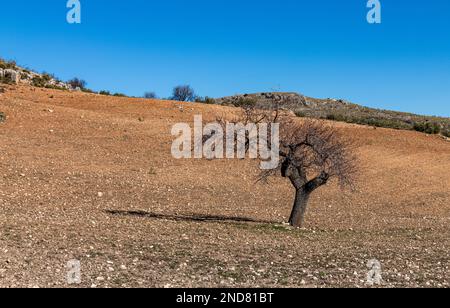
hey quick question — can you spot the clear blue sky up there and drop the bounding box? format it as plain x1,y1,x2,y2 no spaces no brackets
1,0,449,116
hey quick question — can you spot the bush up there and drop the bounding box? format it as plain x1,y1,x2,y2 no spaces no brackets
42,72,55,81
67,78,87,90
359,118,407,130
414,122,441,135
323,112,412,130
44,85,68,91
99,90,111,96
430,123,441,134
204,97,216,104
233,97,257,108
31,74,52,87
144,92,157,99
0,112,5,123
27,73,64,89
326,113,346,122
113,93,126,97
413,122,427,133
195,96,215,104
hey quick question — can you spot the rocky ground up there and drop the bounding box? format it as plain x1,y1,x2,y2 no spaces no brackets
0,85,449,288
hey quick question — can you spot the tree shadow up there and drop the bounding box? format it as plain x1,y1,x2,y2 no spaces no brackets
105,209,275,225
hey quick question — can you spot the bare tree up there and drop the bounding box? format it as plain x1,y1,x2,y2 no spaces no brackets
217,104,357,228
171,85,195,102
274,120,355,227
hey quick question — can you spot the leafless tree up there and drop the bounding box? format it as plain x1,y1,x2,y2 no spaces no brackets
216,103,357,228
271,120,356,227
171,85,196,102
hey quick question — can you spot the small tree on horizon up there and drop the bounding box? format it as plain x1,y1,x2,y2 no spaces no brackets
144,92,158,99
171,85,196,102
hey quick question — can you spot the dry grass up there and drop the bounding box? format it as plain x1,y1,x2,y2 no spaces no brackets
0,85,449,288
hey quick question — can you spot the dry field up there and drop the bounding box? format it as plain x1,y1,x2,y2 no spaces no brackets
0,85,449,288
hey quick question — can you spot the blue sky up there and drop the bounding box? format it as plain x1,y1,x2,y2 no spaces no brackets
1,0,449,116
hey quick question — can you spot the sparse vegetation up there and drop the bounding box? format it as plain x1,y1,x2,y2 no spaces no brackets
322,112,449,137
233,97,258,108
325,112,410,130
98,91,126,97
0,111,5,123
195,96,216,104
45,85,68,91
413,121,441,135
0,58,17,70
31,74,52,87
295,111,306,118
81,88,95,94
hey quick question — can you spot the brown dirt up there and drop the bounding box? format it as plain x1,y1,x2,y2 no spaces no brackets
0,85,449,288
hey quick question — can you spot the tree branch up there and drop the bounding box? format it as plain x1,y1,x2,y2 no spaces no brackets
304,171,329,193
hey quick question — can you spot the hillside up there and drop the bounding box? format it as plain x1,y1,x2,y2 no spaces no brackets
0,84,449,288
2,57,449,137
215,92,450,136
0,59,72,90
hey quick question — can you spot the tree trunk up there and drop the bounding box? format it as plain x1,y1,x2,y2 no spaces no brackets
288,189,310,228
